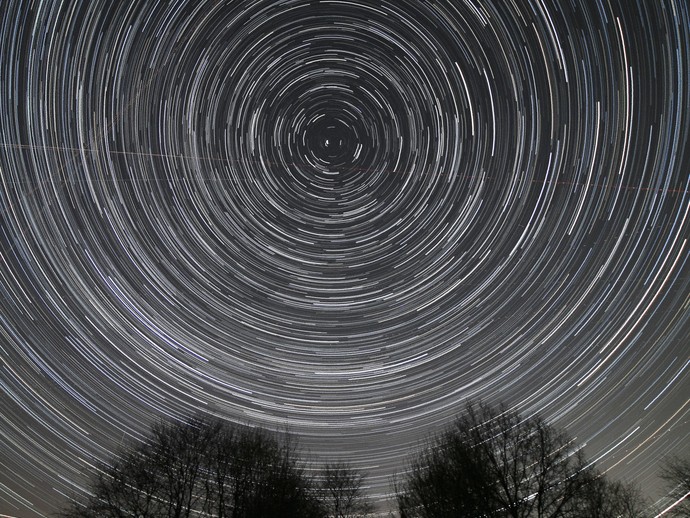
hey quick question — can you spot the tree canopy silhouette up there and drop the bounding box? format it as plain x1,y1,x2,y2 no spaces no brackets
659,456,690,517
318,461,375,518
58,416,370,518
395,401,646,518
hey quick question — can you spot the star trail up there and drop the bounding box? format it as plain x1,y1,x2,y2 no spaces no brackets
1,0,689,515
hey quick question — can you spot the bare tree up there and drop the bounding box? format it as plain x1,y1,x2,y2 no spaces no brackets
660,456,690,517
205,424,296,517
395,426,493,518
575,475,648,518
227,430,323,518
152,416,221,517
59,437,167,518
319,462,374,518
58,416,323,518
395,401,637,518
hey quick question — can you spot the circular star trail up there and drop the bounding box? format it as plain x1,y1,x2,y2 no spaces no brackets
1,0,689,515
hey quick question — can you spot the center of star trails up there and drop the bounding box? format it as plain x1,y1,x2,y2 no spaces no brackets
307,116,358,167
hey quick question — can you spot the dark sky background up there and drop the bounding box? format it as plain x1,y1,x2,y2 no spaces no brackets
1,0,688,516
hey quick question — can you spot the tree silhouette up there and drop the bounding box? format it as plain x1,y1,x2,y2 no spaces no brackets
660,456,690,517
575,475,648,518
58,416,325,518
396,401,646,518
318,462,374,518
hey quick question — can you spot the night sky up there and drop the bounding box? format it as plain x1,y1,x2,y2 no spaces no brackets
1,0,689,516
